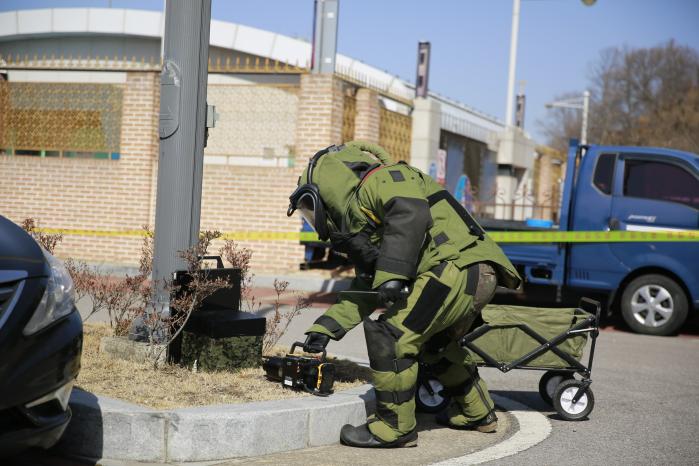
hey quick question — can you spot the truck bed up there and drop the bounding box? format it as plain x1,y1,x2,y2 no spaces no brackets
478,218,559,232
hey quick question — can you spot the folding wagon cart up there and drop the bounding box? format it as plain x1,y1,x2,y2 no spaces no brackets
416,298,601,421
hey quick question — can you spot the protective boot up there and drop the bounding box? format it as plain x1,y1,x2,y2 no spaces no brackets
436,406,498,433
340,423,418,448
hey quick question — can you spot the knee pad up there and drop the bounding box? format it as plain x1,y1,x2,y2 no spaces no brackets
363,317,402,367
364,318,416,374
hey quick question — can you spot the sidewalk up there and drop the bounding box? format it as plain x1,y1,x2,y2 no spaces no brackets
219,409,515,466
19,392,555,466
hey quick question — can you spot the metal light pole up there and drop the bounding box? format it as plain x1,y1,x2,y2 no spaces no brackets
545,90,590,145
152,0,212,315
505,0,595,127
504,0,521,127
311,0,339,73
581,90,590,145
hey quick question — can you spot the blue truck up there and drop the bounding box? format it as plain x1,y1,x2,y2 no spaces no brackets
485,141,699,336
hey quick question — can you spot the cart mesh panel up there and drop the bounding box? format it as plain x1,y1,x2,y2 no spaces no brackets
470,305,590,368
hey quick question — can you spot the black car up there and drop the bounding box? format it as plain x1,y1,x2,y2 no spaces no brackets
0,216,82,456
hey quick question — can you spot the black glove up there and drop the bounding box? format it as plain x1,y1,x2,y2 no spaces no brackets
377,280,409,306
303,332,330,353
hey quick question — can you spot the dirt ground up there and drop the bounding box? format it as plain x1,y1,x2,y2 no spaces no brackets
77,324,369,409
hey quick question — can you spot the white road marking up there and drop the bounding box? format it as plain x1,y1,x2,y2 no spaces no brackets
430,393,552,465
331,353,552,465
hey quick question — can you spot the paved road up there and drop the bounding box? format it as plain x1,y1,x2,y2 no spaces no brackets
274,304,699,465
485,328,699,465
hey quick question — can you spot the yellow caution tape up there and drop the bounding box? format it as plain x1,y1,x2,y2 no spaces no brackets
36,228,311,241
37,228,148,238
35,228,699,243
488,230,699,243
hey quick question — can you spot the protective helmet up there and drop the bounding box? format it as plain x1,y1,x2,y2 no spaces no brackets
287,141,393,241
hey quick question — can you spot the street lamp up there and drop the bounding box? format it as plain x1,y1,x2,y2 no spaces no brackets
545,90,590,145
504,0,596,127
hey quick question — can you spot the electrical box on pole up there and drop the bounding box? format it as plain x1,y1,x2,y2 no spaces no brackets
152,0,212,320
515,93,525,129
415,41,431,98
311,0,339,73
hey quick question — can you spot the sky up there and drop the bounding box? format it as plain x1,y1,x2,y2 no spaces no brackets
2,0,699,143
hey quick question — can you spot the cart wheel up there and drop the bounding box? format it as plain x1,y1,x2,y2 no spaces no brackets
553,379,594,421
538,371,573,406
416,378,450,413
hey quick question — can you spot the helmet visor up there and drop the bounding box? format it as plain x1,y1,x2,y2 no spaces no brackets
297,192,318,232
288,184,330,240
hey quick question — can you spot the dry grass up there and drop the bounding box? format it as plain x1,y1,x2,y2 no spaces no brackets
77,324,369,409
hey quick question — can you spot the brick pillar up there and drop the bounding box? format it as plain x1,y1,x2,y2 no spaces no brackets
294,73,344,169
536,153,551,200
120,72,161,228
0,74,6,153
409,97,441,173
534,147,558,220
354,88,380,143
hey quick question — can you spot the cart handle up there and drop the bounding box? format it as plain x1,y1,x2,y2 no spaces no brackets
579,297,601,329
579,297,601,375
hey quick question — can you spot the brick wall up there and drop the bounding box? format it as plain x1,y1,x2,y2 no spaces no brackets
202,73,352,273
0,72,160,264
205,84,298,159
200,165,303,274
1,71,382,274
200,82,304,273
200,74,349,273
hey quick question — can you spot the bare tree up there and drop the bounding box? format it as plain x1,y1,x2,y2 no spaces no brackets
66,227,153,334
540,40,699,153
219,240,259,313
262,279,310,355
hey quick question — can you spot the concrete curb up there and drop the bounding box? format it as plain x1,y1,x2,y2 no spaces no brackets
58,385,372,462
252,274,352,293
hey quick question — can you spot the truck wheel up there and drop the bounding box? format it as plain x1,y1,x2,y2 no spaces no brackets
621,274,688,336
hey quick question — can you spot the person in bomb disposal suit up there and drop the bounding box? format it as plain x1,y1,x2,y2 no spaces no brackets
287,141,521,448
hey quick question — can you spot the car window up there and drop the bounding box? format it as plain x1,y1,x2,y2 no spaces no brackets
593,153,616,195
623,159,699,209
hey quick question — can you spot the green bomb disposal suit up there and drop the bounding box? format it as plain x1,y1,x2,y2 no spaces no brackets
291,142,521,445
